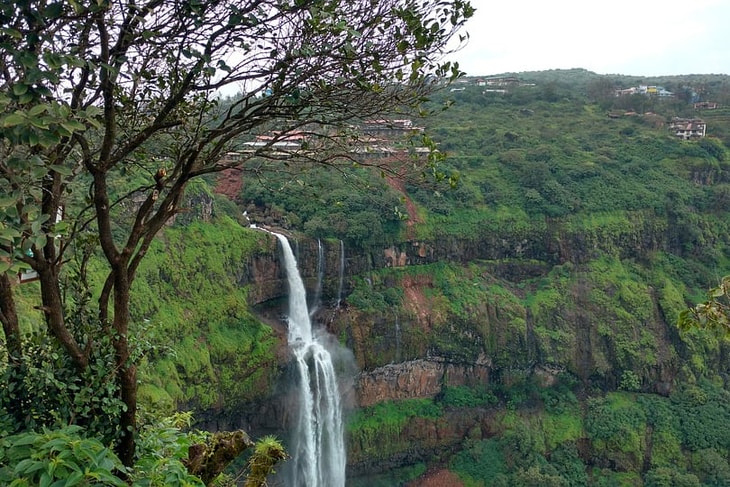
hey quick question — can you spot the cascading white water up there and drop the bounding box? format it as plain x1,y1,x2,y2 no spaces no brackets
309,239,325,317
272,232,346,487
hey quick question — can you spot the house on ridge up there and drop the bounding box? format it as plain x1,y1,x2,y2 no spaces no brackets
669,118,706,139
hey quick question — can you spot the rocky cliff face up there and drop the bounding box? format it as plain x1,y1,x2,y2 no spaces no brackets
347,407,492,477
238,224,688,395
216,219,724,478
242,209,694,309
243,235,349,307
355,357,491,408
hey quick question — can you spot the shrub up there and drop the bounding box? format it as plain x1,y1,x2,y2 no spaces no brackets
439,385,498,409
0,426,128,486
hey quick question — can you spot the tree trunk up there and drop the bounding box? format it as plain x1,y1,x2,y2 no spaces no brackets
0,273,22,364
112,267,137,468
0,273,27,428
38,266,87,369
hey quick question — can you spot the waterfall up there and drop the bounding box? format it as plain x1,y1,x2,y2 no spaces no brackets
272,232,346,487
309,239,325,317
335,240,345,309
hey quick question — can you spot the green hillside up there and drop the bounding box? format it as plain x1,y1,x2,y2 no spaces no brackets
6,69,730,486
231,70,730,485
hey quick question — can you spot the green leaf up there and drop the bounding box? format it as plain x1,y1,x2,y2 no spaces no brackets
27,131,40,146
51,221,70,235
34,234,48,249
13,84,29,96
45,2,65,19
29,116,49,129
39,471,52,487
10,435,39,447
38,130,61,148
14,458,39,474
2,113,25,127
1,28,22,39
59,120,85,132
61,470,83,486
28,104,48,116
0,196,17,207
51,165,73,176
42,52,64,69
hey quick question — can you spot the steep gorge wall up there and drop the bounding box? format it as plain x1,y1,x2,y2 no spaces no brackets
198,216,727,478
245,207,720,308
355,357,492,408
237,216,704,411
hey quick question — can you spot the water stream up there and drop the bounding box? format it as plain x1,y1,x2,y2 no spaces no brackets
272,232,346,487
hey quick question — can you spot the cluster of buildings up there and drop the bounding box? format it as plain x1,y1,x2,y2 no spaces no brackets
608,112,709,140
351,119,429,160
611,85,720,140
221,119,426,163
450,76,527,94
615,86,721,111
615,85,674,97
668,118,707,140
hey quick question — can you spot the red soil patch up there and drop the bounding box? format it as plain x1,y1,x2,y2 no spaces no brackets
406,468,464,487
401,274,437,330
214,167,244,201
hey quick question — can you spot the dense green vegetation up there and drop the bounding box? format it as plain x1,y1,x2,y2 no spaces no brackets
0,0,472,475
129,218,279,412
7,67,730,485
126,70,730,485
347,398,443,460
414,81,730,250
241,166,408,248
347,377,730,486
333,71,730,485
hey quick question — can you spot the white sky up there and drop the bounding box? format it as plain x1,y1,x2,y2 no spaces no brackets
449,0,730,77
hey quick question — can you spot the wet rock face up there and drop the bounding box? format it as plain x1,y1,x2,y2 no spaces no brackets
244,237,348,307
355,357,491,407
356,360,444,407
347,408,493,477
245,251,284,306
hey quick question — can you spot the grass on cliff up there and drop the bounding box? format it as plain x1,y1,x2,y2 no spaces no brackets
127,217,278,412
447,382,730,487
348,398,442,440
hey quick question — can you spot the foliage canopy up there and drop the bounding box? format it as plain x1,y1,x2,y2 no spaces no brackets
0,0,474,470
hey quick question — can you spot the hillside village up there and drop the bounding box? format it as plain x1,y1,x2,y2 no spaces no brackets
451,74,723,140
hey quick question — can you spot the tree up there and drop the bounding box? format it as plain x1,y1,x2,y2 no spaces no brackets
0,0,474,469
678,276,730,335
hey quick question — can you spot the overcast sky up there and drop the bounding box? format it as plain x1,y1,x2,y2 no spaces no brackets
449,0,730,77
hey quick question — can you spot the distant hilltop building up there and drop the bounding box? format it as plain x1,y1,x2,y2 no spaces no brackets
616,85,674,97
669,118,706,139
221,119,426,163
480,76,520,87
355,119,427,160
360,119,423,138
694,101,719,110
448,76,529,95
242,131,307,150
